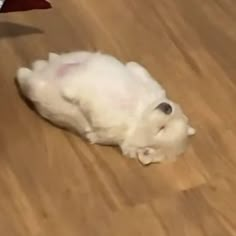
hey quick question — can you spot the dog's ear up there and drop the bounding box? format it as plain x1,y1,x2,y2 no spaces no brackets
138,148,165,165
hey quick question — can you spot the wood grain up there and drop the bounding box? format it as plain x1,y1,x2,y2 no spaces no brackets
0,0,236,235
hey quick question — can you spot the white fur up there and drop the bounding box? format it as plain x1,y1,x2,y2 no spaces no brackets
16,51,195,165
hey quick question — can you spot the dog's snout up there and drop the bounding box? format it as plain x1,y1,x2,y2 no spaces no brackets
156,102,172,114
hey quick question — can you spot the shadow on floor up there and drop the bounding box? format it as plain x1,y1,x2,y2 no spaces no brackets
0,22,43,39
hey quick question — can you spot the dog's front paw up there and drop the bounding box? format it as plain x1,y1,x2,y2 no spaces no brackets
85,132,98,144
121,145,138,159
188,127,196,136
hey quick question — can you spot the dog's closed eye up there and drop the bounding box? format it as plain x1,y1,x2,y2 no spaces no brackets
160,126,165,130
156,125,165,135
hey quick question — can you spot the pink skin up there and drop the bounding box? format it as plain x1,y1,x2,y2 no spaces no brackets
56,62,80,77
56,62,136,110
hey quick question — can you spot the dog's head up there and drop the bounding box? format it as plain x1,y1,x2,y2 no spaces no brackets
125,101,195,165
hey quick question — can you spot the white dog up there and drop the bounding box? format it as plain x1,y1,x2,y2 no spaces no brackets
16,51,195,165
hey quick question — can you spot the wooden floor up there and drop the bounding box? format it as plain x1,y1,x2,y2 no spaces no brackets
0,0,236,235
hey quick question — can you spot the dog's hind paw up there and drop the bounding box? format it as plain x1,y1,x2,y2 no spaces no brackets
32,60,48,71
17,67,32,81
48,52,59,62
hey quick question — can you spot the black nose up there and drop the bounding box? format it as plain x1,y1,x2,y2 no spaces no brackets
156,102,172,114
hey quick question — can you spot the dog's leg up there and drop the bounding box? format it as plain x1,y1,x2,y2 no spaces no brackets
85,131,98,144
60,83,98,143
16,67,33,95
48,52,60,62
73,108,94,137
17,67,49,104
60,80,82,105
126,61,151,82
32,60,48,71
120,142,138,159
126,61,166,95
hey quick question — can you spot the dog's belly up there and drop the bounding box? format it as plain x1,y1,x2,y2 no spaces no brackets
45,52,166,132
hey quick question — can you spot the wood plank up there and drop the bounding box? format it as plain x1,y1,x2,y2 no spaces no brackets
0,0,236,235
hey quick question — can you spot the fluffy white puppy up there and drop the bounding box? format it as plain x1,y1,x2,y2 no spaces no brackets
16,51,195,165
